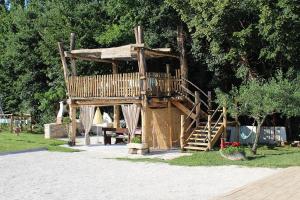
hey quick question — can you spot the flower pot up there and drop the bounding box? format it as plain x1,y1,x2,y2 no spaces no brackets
127,143,149,155
220,150,246,161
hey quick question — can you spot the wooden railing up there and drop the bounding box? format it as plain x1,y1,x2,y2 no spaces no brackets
67,70,181,98
146,70,181,96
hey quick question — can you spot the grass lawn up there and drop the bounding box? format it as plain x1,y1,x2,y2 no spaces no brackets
118,146,300,168
0,131,77,153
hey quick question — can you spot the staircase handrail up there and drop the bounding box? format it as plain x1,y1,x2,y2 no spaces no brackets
181,77,208,98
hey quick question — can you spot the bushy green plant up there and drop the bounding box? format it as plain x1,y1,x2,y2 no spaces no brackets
221,146,245,156
131,136,141,144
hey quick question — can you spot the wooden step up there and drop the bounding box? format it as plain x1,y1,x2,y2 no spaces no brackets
183,146,207,151
189,138,207,141
192,133,216,137
194,129,219,133
187,142,208,146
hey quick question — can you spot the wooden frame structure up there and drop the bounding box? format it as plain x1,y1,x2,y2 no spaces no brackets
0,114,32,133
58,26,227,151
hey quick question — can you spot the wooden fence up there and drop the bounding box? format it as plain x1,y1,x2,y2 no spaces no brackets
67,70,182,98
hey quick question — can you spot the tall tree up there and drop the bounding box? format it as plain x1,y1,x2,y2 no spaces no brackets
167,0,300,89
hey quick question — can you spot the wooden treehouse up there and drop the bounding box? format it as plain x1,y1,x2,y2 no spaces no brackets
58,26,228,151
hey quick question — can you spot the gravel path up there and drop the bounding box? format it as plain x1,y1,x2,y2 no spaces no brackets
0,150,280,200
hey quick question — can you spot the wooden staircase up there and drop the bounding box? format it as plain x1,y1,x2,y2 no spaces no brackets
172,78,227,151
184,121,224,151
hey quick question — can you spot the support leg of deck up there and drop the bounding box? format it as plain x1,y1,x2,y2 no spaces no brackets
113,105,120,128
69,105,76,146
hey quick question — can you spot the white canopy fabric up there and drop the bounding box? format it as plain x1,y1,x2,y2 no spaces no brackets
93,107,103,124
80,106,95,145
121,104,141,138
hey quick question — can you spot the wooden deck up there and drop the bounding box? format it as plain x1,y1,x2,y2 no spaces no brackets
214,167,300,200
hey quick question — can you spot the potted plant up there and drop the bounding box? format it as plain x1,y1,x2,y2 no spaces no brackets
220,142,246,160
127,135,149,155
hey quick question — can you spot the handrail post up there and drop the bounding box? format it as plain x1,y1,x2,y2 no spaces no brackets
180,115,185,150
207,91,212,114
223,106,227,141
195,91,200,126
166,64,171,96
207,114,212,150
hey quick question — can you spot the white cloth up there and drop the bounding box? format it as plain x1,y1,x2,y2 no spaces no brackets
103,112,112,123
80,106,95,145
121,104,141,137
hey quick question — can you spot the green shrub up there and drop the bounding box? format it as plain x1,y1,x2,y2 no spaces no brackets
131,136,141,144
221,146,245,155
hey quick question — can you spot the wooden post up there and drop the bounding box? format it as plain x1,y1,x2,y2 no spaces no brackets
195,91,200,126
69,104,76,146
207,91,212,114
134,26,147,93
207,114,212,150
177,24,188,88
223,106,227,141
166,64,171,96
58,42,69,88
180,115,185,150
10,114,13,133
70,33,77,76
135,26,148,148
141,101,148,145
112,62,120,128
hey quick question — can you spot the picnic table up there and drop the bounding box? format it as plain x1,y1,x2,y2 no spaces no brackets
102,128,129,145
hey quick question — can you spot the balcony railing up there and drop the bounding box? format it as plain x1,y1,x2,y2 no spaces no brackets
67,70,181,98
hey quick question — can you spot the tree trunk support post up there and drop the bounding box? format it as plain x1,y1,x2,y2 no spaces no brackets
195,91,200,126
177,24,188,89
180,115,185,150
69,104,76,146
70,33,77,76
207,114,212,150
58,42,69,88
112,62,120,128
223,106,227,141
135,26,148,147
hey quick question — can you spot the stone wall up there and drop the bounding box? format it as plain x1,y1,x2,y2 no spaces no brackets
44,123,68,139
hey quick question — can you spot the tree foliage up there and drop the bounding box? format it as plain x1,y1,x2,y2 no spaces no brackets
167,0,300,88
216,71,300,153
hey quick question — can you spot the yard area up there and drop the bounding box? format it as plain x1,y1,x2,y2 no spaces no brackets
118,146,300,168
0,131,77,153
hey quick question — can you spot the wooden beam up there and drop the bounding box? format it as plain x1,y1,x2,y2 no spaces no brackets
70,33,77,75
58,42,69,86
143,49,179,59
65,52,114,64
72,98,142,107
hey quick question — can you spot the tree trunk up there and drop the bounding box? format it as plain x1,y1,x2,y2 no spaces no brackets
251,121,262,155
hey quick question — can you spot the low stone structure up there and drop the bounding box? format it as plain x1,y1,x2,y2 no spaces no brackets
44,123,68,139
